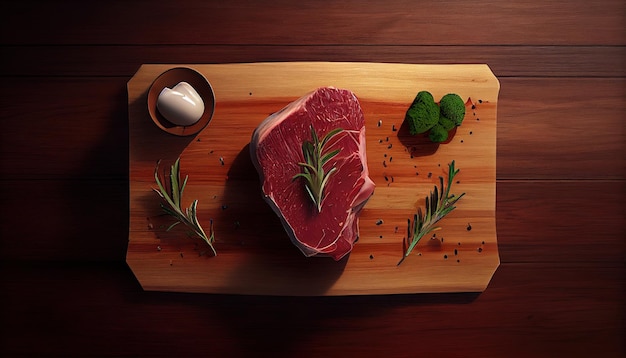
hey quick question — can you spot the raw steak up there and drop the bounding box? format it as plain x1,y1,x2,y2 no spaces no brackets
250,87,375,260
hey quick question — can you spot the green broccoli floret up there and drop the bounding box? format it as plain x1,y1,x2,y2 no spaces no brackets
428,123,449,143
405,91,439,135
438,113,456,131
439,93,466,126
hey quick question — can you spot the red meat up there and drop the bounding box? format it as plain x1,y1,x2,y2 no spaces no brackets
251,87,375,260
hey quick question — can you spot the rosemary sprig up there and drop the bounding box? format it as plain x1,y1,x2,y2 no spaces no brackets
292,125,343,212
154,158,217,256
397,160,465,266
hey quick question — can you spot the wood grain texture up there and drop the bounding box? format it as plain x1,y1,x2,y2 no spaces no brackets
127,63,499,295
496,180,625,263
0,77,130,180
1,179,622,264
497,78,626,179
4,45,625,77
2,0,624,45
2,77,622,180
1,262,623,357
1,0,624,356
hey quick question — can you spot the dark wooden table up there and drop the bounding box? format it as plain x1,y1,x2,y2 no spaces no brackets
1,1,624,357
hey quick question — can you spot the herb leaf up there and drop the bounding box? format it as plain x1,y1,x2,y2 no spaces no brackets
154,158,217,256
292,125,343,212
397,160,465,266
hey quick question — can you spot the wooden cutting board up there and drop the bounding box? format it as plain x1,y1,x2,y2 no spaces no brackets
127,62,500,296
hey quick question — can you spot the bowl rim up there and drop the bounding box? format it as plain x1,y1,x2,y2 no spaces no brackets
147,66,216,136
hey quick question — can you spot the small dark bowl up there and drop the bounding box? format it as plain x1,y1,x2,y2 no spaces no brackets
147,67,216,136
